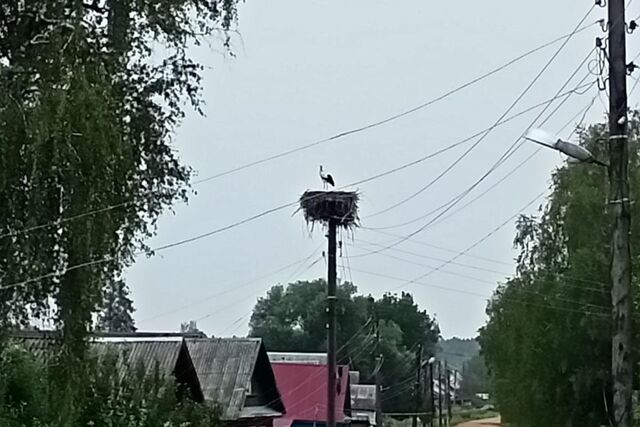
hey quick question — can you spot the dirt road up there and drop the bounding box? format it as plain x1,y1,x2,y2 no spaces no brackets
455,417,501,426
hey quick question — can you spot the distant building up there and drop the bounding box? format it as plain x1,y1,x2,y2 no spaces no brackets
350,384,377,427
13,331,285,427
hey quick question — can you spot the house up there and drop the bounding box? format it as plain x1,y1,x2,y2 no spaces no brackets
272,362,351,427
13,331,286,427
186,337,286,427
14,332,204,402
349,384,377,427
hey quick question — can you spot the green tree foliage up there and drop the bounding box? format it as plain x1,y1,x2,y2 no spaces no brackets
249,279,440,411
97,279,137,333
479,114,640,427
0,0,237,355
0,344,220,426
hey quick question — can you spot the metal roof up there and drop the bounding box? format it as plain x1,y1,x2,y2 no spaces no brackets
91,340,184,379
13,334,184,379
186,337,278,420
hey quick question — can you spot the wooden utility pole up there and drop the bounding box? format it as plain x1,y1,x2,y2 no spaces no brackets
429,361,435,427
451,370,457,420
412,344,422,427
327,219,338,427
444,363,450,426
375,354,383,427
608,1,632,426
438,361,443,427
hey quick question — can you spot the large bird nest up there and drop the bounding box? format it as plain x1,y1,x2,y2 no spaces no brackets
299,190,360,228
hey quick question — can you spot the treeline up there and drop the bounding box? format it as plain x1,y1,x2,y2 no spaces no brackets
479,114,640,426
249,279,441,412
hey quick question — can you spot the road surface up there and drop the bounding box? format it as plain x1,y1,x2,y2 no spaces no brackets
456,417,501,426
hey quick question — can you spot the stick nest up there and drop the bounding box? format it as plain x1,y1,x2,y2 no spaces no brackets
299,190,360,228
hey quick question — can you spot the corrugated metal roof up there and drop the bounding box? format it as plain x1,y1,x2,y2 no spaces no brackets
13,335,183,380
91,340,183,379
186,338,262,420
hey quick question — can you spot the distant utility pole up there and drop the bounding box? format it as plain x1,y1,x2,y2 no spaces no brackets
375,353,383,427
327,219,338,427
451,370,457,421
608,0,632,426
429,361,435,427
444,363,450,426
412,344,423,427
374,318,383,427
438,361,443,427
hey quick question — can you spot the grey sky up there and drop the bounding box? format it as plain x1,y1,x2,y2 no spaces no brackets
127,0,640,339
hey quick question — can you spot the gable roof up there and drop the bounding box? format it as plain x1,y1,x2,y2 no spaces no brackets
272,362,350,427
186,337,284,420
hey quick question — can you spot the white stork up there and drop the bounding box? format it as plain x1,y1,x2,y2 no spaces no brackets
319,165,335,189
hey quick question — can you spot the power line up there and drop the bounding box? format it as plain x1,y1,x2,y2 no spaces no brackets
365,6,597,219
0,82,599,293
0,21,601,243
367,89,598,232
350,241,609,297
349,267,609,318
191,18,598,186
137,247,322,324
357,48,597,258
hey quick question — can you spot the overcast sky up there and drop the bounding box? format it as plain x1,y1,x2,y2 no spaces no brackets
127,0,640,339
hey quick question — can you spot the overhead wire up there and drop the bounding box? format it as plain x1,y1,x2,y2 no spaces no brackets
364,82,598,232
355,47,598,258
0,83,599,293
0,18,602,243
368,190,549,293
365,4,597,219
350,267,610,319
350,241,609,298
137,246,322,324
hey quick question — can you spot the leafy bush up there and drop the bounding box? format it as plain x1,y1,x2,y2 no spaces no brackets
0,344,219,427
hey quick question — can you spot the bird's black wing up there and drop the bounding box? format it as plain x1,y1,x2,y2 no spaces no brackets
326,174,335,186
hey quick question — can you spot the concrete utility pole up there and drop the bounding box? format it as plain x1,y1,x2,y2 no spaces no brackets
327,219,338,427
608,0,632,425
412,344,422,427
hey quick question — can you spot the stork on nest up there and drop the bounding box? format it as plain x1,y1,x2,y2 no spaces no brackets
299,190,359,229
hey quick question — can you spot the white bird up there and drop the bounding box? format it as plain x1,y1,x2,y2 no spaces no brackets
319,165,335,189
524,128,608,167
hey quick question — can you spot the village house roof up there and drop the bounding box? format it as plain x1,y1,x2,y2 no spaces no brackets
271,362,351,427
186,337,285,421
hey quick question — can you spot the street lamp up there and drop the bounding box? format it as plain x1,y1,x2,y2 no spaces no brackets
524,128,608,167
